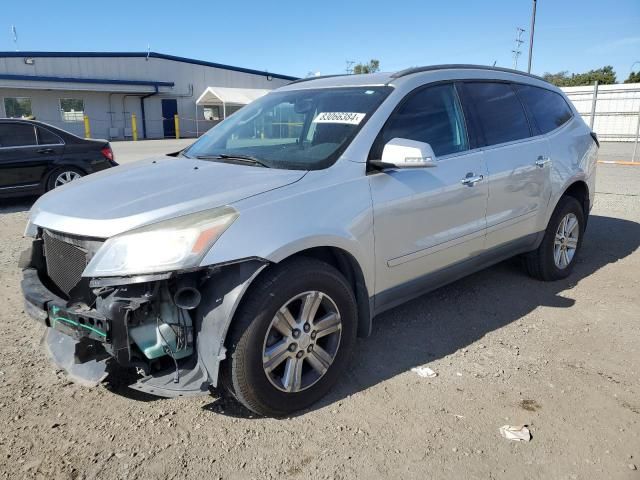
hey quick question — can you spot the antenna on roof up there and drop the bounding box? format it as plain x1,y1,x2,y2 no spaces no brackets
11,25,18,51
146,44,151,61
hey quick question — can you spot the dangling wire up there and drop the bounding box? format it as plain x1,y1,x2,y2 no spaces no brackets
156,314,180,384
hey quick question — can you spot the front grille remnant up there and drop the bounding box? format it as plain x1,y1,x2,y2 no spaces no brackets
43,231,89,296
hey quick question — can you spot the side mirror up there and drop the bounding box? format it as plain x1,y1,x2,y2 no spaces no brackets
371,138,437,170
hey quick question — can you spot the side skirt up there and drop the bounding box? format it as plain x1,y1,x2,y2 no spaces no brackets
373,232,543,316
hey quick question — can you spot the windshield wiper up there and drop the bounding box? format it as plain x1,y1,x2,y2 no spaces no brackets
195,154,270,168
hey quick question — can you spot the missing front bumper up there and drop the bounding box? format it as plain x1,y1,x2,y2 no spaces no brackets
21,267,210,397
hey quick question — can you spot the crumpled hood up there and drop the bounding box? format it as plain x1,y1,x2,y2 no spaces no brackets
29,156,306,238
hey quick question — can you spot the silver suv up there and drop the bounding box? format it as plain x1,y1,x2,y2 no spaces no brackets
21,65,597,416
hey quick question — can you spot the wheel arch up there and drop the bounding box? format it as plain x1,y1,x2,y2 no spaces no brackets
559,179,591,231
562,180,590,218
274,246,373,338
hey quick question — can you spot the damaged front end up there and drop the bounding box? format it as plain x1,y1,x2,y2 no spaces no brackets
20,228,266,397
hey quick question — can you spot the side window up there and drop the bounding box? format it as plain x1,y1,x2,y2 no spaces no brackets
513,85,573,134
37,127,63,145
460,82,531,146
377,83,468,157
0,123,37,148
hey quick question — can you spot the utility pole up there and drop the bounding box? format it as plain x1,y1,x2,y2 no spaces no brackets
345,60,355,75
512,27,525,70
527,0,537,73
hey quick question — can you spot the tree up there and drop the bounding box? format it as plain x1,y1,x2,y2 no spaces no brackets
353,59,380,74
541,71,571,86
625,71,640,84
542,66,617,87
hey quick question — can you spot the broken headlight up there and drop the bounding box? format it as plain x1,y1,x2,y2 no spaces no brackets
83,206,238,277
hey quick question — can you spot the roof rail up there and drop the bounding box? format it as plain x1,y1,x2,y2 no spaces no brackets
287,74,349,85
390,64,546,82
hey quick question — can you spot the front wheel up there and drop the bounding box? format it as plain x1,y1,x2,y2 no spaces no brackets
222,258,357,416
525,195,585,281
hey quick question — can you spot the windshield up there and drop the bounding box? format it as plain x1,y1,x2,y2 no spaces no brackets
184,86,392,170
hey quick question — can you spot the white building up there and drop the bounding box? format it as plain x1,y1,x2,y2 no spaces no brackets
0,51,296,140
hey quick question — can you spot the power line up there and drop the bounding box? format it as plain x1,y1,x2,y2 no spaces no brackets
512,27,525,70
345,60,355,75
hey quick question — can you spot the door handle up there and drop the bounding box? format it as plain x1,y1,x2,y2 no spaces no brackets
535,156,551,168
37,148,54,154
461,174,484,186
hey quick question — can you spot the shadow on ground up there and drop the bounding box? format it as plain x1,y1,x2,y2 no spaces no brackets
200,214,640,418
0,196,36,214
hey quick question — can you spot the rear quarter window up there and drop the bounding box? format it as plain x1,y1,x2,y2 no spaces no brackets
37,126,63,145
513,84,573,134
459,82,531,147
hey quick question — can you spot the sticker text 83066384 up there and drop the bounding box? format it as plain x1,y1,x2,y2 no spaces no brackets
312,112,366,125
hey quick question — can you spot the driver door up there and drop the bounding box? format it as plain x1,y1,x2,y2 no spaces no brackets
368,83,488,310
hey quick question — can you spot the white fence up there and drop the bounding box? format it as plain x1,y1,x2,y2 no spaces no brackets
561,83,640,144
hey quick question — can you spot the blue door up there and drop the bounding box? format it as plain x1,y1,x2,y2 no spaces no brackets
161,99,178,138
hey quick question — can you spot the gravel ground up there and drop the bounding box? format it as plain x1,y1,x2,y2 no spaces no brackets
0,162,638,479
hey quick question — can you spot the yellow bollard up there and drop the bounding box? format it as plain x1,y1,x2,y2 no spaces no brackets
83,115,91,138
174,114,180,139
131,113,138,141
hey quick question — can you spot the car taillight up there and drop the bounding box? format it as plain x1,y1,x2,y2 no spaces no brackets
101,146,117,165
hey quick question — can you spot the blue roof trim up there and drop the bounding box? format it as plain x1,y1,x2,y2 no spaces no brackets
0,51,298,81
0,73,174,87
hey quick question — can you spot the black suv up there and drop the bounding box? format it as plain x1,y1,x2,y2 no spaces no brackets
0,119,117,198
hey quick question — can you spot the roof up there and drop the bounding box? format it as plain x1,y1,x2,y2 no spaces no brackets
196,87,271,106
281,64,549,90
390,64,546,82
0,51,298,81
0,73,173,88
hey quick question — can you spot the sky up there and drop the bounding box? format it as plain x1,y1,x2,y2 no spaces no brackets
2,0,640,80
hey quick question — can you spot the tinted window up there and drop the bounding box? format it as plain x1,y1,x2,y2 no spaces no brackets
37,127,63,145
461,82,531,146
378,84,468,157
514,85,573,134
0,123,37,148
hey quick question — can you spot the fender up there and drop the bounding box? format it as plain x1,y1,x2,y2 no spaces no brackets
194,259,268,386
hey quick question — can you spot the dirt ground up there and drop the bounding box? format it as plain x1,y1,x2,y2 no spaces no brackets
0,162,638,479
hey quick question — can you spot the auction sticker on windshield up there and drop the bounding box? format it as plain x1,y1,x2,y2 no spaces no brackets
312,112,366,125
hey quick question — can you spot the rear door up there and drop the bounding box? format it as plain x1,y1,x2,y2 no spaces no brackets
369,83,488,304
458,82,552,250
0,122,58,191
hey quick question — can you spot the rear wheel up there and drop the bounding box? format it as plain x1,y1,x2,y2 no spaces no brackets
221,258,357,416
47,167,84,191
525,195,585,281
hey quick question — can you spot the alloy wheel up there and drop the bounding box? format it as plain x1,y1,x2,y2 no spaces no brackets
553,212,579,269
262,291,342,393
54,171,82,188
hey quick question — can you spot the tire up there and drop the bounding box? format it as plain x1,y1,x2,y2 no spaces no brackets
525,195,585,281
46,167,85,191
221,257,358,417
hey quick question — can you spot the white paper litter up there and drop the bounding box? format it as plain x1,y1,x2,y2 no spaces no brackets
499,425,531,442
411,366,437,378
